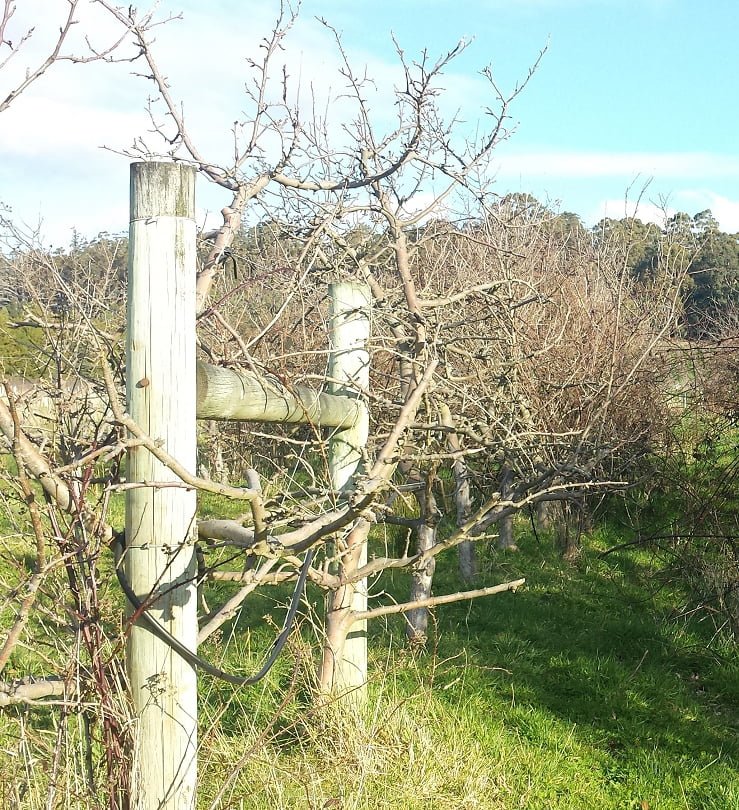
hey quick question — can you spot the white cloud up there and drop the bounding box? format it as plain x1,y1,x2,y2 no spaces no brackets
588,191,739,233
671,190,739,233
587,198,673,228
1,0,419,168
0,95,148,157
2,0,469,246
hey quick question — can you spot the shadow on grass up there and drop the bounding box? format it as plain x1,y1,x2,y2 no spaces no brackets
195,521,739,808
425,532,739,766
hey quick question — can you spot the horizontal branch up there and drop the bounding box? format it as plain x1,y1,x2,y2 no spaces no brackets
0,677,71,707
207,565,333,586
417,282,502,309
198,504,368,554
351,578,526,623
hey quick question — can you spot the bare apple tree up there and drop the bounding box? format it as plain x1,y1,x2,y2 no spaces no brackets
85,3,545,698
0,2,690,806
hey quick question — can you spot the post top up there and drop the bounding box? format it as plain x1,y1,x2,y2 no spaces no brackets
129,161,196,220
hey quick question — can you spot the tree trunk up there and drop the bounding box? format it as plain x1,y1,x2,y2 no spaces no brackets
535,499,553,531
405,477,438,646
202,420,228,484
497,462,517,551
457,529,476,582
439,404,476,582
319,519,370,696
556,499,589,561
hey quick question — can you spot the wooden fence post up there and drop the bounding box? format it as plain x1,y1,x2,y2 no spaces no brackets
126,162,198,809
321,282,371,698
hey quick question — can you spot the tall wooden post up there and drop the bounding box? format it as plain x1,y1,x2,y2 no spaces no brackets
321,282,371,699
126,162,198,809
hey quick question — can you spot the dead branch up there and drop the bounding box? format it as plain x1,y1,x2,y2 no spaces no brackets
0,390,64,672
0,397,73,511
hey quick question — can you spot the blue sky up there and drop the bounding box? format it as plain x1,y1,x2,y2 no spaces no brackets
1,0,738,246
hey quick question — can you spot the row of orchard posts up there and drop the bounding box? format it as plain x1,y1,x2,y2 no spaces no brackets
125,163,370,808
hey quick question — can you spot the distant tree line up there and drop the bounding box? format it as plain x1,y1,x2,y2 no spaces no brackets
3,198,737,343
591,207,739,338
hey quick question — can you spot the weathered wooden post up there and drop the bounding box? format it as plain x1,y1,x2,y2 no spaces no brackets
320,282,371,699
126,162,198,809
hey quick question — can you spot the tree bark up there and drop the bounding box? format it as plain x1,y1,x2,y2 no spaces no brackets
535,499,552,531
497,462,517,551
439,404,476,581
405,476,438,646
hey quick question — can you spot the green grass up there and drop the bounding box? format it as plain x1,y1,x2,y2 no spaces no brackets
191,520,739,810
1,460,737,808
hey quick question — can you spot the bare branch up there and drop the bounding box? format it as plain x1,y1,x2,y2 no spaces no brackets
1,0,139,114
0,677,72,707
351,578,525,623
